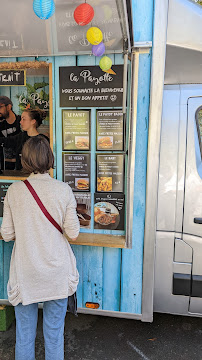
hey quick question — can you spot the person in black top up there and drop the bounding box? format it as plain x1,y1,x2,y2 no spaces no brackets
0,96,21,170
0,108,49,170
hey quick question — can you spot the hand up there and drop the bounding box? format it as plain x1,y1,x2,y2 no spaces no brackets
70,237,77,241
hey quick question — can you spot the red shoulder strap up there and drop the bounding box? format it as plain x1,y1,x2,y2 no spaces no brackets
24,179,63,234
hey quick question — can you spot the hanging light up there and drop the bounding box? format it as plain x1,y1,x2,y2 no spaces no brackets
86,27,103,45
74,3,94,26
33,0,55,20
99,56,112,71
92,42,105,57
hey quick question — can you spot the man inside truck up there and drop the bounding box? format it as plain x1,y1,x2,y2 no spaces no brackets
0,96,21,170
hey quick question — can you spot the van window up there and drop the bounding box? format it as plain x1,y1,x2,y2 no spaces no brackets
195,107,202,178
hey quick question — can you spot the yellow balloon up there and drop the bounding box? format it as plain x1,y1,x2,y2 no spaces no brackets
86,27,103,45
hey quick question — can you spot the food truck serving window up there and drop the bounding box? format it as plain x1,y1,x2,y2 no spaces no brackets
0,63,53,181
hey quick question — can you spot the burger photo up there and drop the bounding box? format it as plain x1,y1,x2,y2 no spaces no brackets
98,136,113,149
75,137,89,149
76,178,89,190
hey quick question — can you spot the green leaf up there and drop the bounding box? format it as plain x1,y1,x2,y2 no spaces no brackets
34,82,49,90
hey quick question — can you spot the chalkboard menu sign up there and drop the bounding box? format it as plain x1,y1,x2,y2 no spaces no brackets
62,110,90,150
94,193,125,230
0,70,26,86
97,110,124,150
63,153,90,191
59,65,123,107
97,154,124,193
0,182,11,217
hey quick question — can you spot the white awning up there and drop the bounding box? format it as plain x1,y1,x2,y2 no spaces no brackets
0,0,130,57
167,0,202,52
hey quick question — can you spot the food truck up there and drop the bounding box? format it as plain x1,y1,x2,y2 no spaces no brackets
0,0,201,323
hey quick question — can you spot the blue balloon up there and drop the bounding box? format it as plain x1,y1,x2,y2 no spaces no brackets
33,0,55,20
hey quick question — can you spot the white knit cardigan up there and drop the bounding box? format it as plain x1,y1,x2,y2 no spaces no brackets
1,173,80,306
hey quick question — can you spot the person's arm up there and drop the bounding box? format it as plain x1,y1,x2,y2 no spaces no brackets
0,188,15,242
63,187,80,241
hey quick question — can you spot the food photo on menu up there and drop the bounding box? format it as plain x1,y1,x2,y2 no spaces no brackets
74,193,91,229
75,178,89,191
63,153,90,191
97,177,112,192
94,193,125,231
98,136,113,149
75,136,89,149
97,154,124,193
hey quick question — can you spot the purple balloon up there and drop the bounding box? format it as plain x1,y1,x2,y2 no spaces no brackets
92,42,105,57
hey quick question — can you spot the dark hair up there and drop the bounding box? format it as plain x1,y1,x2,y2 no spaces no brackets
0,96,13,106
21,136,54,174
23,108,46,128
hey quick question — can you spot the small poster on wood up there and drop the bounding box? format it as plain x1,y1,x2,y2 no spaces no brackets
63,153,90,191
94,193,125,230
62,110,90,150
97,154,124,193
74,192,91,229
97,110,124,151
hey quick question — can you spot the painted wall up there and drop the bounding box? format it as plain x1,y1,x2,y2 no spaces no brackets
121,0,153,313
0,0,154,316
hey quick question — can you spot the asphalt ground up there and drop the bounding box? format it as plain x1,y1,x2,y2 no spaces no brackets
0,311,202,359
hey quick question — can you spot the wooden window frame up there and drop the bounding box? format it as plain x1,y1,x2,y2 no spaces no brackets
0,62,53,180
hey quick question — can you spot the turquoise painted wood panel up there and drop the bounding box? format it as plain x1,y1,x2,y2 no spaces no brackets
102,54,123,311
76,55,103,309
121,0,154,313
71,244,83,308
54,53,127,311
131,0,153,42
82,245,103,308
102,247,121,311
121,57,152,313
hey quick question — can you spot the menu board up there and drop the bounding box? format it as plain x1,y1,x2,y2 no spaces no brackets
0,183,11,217
97,110,124,151
97,154,124,193
59,65,123,107
0,70,26,86
62,110,90,150
75,193,91,229
94,193,125,230
63,153,90,192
